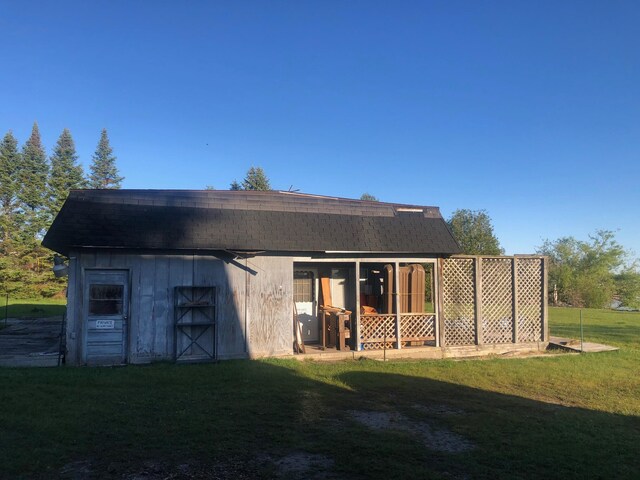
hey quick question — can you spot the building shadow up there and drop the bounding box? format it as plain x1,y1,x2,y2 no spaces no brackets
1,358,638,479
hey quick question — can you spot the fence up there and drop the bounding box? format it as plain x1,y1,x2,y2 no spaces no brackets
360,313,436,350
440,256,547,346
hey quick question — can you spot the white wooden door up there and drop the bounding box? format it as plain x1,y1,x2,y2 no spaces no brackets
294,270,318,343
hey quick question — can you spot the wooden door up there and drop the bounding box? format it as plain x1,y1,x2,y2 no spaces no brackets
294,270,318,343
84,270,129,365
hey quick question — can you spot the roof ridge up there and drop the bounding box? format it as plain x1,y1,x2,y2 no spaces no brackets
67,189,440,210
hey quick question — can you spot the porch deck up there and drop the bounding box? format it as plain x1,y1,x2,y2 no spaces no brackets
295,342,548,362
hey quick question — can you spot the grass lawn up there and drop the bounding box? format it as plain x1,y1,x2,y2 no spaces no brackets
1,297,66,320
0,307,638,479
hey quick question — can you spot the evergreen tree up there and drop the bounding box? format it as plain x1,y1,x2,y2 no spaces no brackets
243,166,271,190
89,129,123,189
48,128,86,217
18,122,49,239
0,131,21,245
230,166,271,191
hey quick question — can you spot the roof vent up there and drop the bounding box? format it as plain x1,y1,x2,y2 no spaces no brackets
395,207,423,214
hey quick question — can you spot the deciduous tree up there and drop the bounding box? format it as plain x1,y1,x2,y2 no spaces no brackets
447,209,503,255
615,267,640,309
537,230,638,308
360,193,379,201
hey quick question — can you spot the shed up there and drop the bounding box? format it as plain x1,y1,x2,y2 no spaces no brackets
43,190,548,365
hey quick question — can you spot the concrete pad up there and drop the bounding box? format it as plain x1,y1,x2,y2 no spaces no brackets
548,336,619,353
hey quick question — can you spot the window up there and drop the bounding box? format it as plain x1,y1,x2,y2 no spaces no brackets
294,271,314,303
89,284,124,315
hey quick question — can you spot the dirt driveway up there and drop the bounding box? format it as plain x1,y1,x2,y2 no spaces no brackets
0,317,63,367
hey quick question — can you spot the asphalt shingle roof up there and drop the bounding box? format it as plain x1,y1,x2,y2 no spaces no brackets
42,190,461,256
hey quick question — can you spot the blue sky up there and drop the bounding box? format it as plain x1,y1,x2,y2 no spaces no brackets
1,1,638,256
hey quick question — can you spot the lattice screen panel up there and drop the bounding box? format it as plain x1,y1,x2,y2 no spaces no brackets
442,258,476,345
400,314,435,344
516,258,544,342
481,258,513,343
360,314,397,350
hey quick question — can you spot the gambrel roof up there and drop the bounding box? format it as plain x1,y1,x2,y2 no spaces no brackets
43,190,461,256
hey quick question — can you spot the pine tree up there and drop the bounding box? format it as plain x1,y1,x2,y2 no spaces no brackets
229,166,271,191
89,129,123,189
48,128,86,217
0,131,21,245
242,166,271,190
18,122,49,239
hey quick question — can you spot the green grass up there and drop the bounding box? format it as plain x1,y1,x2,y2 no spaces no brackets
0,308,638,479
550,306,640,349
0,297,66,319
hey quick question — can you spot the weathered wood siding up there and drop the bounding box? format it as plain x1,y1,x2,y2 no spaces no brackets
246,256,293,357
66,251,293,365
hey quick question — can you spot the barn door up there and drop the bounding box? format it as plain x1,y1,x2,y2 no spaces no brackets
84,270,129,365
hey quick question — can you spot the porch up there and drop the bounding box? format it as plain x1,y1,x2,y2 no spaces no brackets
292,255,548,356
293,259,440,354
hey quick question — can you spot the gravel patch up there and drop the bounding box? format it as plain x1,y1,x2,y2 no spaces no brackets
349,410,473,453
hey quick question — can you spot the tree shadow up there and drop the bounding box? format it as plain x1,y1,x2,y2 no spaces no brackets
3,302,66,319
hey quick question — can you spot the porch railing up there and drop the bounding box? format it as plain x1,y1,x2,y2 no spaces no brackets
360,314,396,350
400,313,436,345
360,313,436,350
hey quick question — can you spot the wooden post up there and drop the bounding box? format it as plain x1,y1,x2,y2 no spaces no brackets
437,258,445,347
474,257,483,346
355,260,361,351
66,253,79,365
512,257,519,344
244,258,250,354
433,261,440,347
394,261,401,349
542,256,549,342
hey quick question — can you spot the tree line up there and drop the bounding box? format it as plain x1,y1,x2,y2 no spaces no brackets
446,209,639,309
537,230,639,309
2,141,638,309
0,122,123,296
